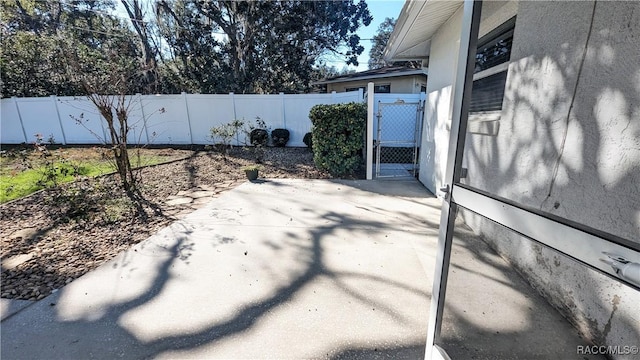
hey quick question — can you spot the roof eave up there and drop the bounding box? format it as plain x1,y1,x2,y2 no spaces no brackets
384,0,463,62
312,69,428,86
384,0,427,61
390,39,432,61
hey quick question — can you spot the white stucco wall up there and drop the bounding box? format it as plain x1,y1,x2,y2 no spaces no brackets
414,0,639,354
459,1,640,354
418,1,519,195
418,6,463,194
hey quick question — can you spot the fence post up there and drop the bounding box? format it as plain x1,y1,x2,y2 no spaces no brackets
229,92,240,145
280,92,286,129
366,82,374,180
51,95,67,145
12,97,28,143
88,93,109,144
182,92,194,144
100,95,109,144
229,92,237,120
138,93,150,144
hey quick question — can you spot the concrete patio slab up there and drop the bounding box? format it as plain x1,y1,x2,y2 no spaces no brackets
1,179,602,359
0,298,35,322
1,179,437,359
440,218,604,360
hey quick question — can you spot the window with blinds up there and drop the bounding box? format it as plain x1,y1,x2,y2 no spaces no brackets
470,71,508,113
470,17,516,115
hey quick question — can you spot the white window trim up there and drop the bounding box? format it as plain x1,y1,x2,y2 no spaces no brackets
468,110,502,122
472,62,509,81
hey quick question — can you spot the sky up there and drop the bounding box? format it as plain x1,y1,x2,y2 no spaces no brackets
336,0,407,72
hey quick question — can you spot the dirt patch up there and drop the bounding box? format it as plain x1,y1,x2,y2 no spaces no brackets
1,147,334,300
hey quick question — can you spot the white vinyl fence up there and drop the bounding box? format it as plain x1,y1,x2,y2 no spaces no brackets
0,91,364,147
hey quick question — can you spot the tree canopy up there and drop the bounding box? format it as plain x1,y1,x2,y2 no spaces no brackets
1,0,373,97
0,0,141,97
368,17,420,70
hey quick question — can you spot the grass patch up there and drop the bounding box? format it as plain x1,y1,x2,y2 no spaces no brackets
0,148,183,203
1,162,110,203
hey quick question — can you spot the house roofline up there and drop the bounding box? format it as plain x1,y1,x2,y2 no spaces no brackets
312,68,427,86
384,1,463,61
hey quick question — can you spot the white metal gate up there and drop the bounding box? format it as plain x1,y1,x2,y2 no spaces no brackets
374,100,424,178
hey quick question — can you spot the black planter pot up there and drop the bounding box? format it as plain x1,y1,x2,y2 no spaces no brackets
250,129,268,146
271,128,290,147
245,169,259,181
303,132,313,149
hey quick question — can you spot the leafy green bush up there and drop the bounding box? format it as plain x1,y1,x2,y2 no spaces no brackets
309,102,366,176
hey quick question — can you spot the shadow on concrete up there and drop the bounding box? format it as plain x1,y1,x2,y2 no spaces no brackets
439,218,605,359
455,0,640,351
1,179,433,359
331,343,425,360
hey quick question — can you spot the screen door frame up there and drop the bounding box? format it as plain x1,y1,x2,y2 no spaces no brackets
425,1,640,359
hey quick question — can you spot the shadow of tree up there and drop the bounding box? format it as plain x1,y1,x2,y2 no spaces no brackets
1,179,434,359
331,343,424,359
439,218,607,359
455,0,640,352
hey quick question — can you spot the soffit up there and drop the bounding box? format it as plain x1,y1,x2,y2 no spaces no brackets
384,0,463,61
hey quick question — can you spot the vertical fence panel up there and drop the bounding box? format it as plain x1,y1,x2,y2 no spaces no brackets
229,93,237,120
181,92,194,144
332,90,362,103
17,97,65,144
280,92,286,129
51,96,67,145
234,94,282,145
1,98,27,143
187,94,236,145
123,95,148,145
137,94,150,144
57,97,105,144
284,94,327,147
142,95,189,144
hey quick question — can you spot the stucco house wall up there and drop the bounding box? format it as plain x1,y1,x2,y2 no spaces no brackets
457,1,640,351
418,7,463,194
418,1,520,195
411,0,639,354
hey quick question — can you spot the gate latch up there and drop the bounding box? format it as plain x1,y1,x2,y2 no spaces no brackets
438,184,450,200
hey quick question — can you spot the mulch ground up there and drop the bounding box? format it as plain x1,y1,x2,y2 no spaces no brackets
1,147,335,301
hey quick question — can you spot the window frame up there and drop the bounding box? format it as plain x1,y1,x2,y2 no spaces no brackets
345,86,365,93
468,16,516,121
373,84,391,93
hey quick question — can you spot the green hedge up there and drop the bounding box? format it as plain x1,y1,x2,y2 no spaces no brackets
309,102,366,176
